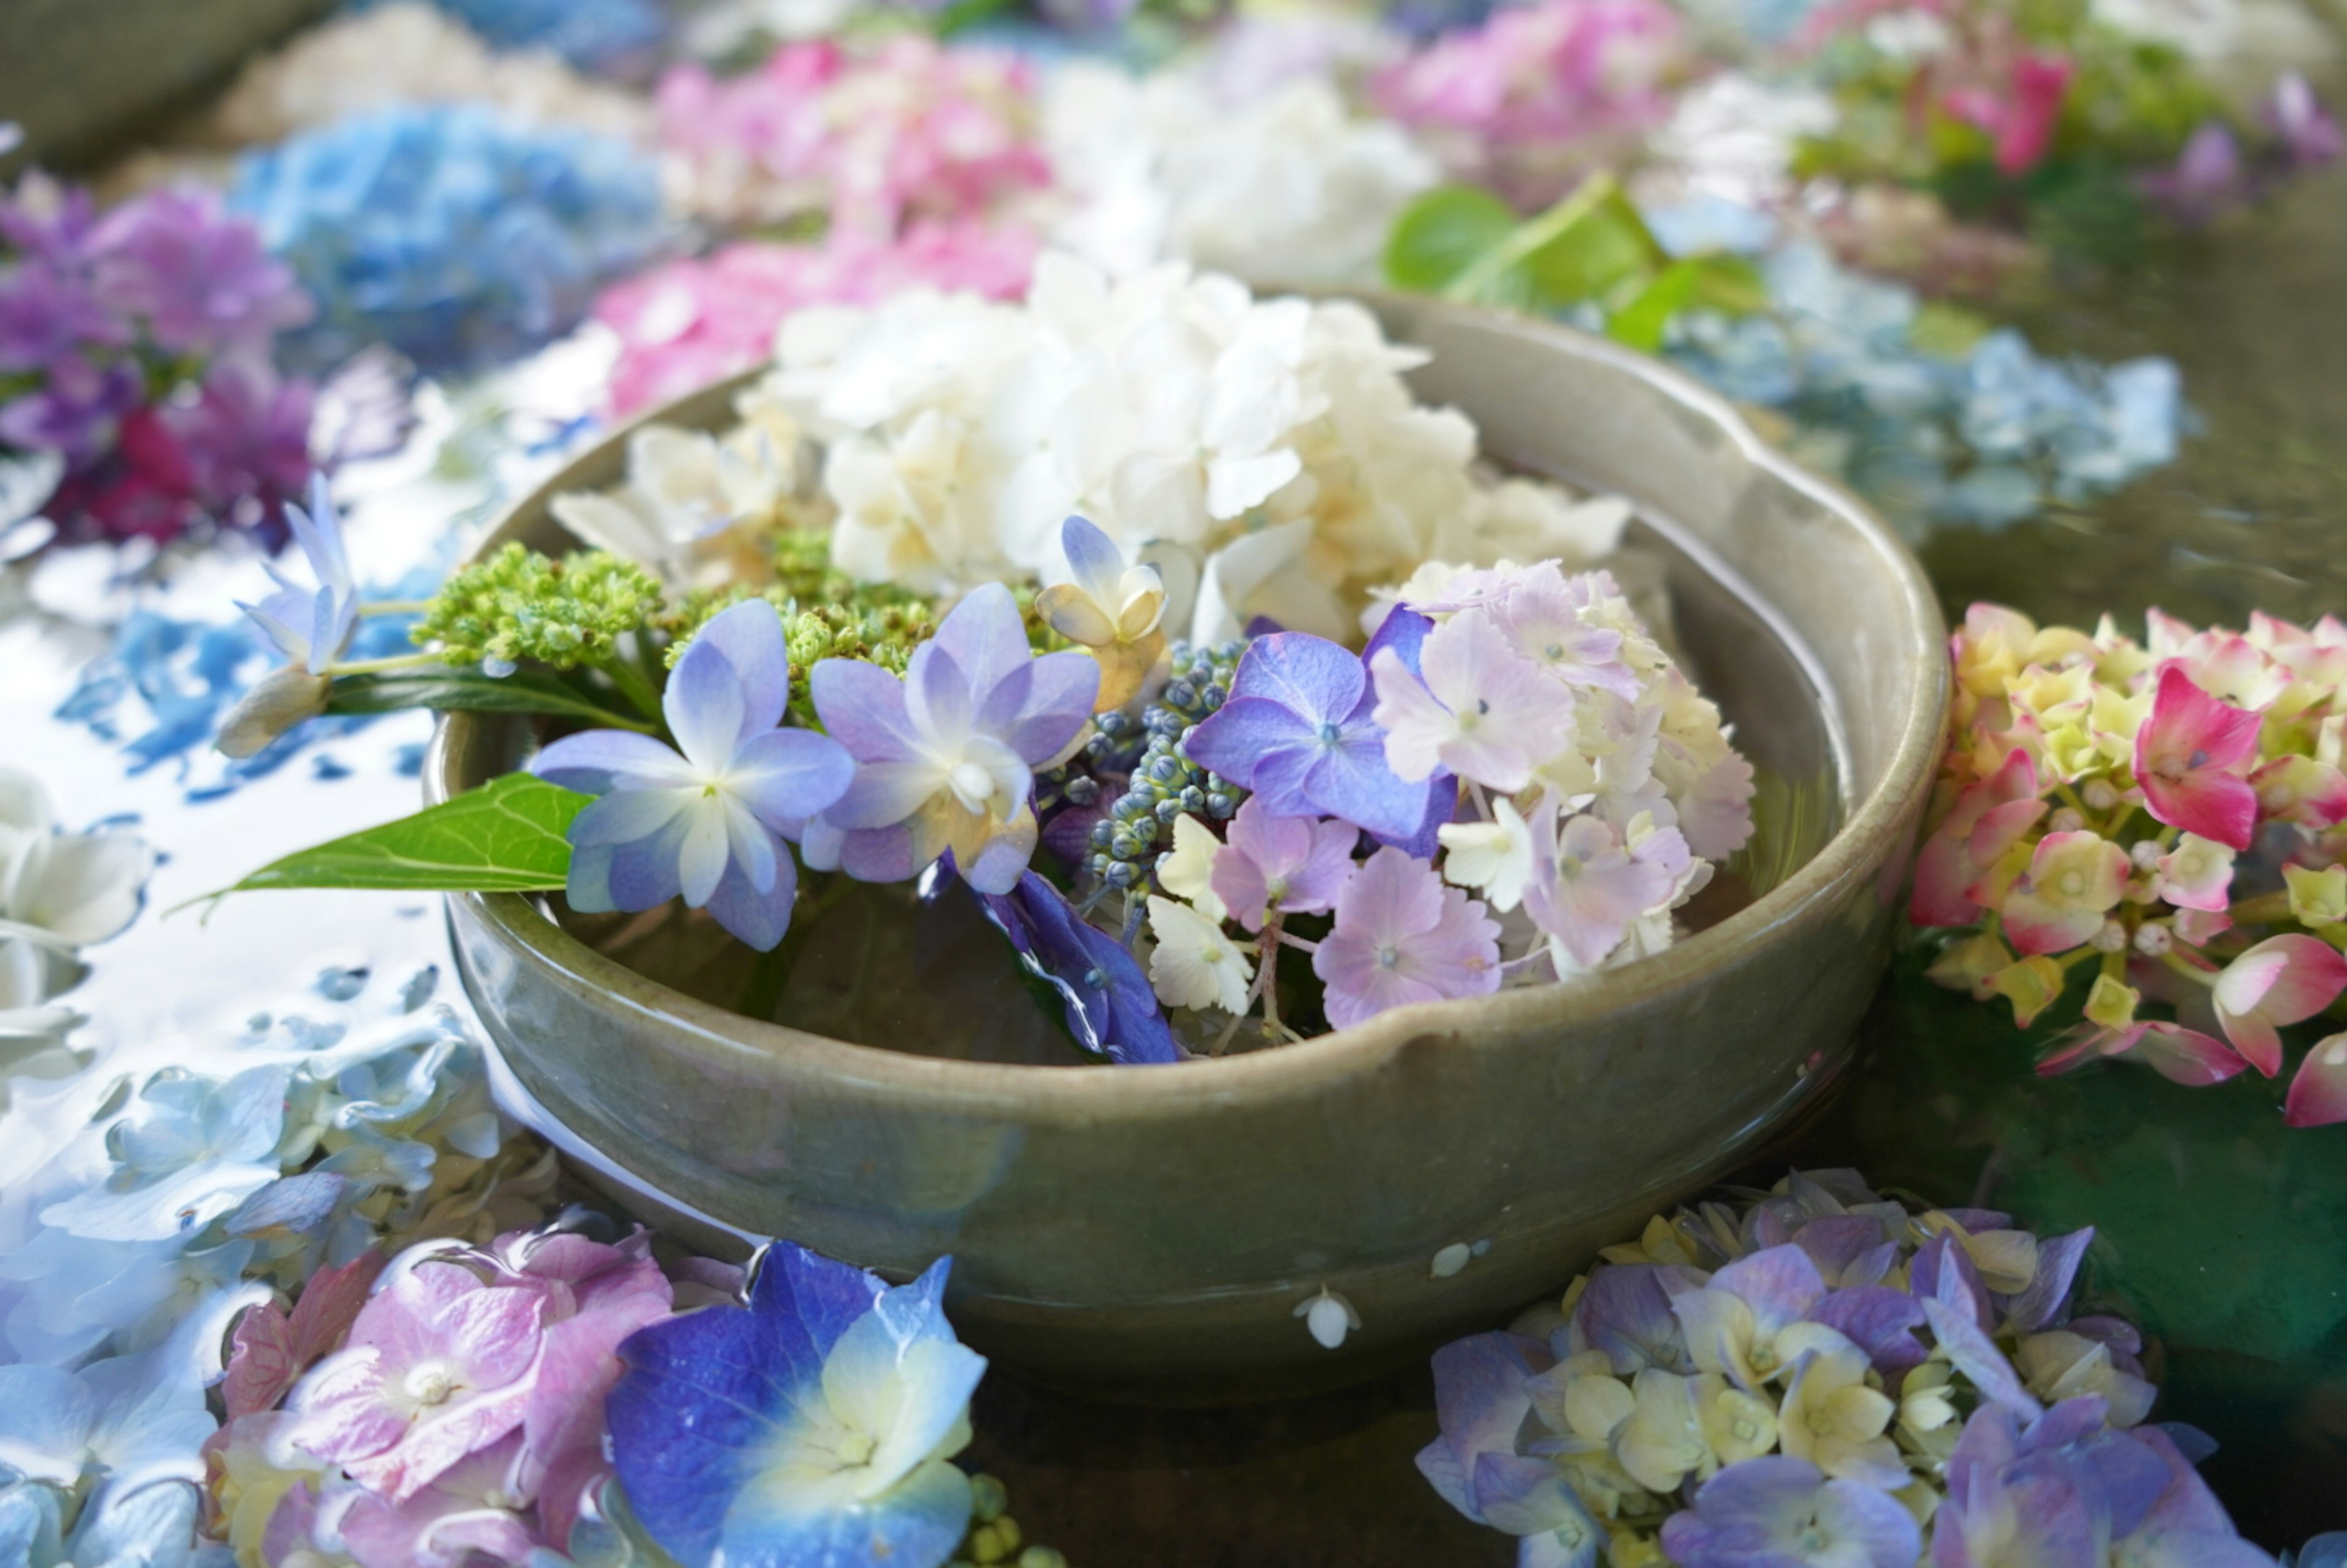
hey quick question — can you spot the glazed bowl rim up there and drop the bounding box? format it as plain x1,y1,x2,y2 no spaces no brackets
432,293,1946,1116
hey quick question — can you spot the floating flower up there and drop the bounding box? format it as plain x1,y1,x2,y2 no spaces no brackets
2209,935,2347,1078
1313,846,1501,1030
1145,895,1255,1016
606,1244,985,1568
977,870,1181,1064
218,477,358,759
1185,632,1433,842
1997,830,2129,957
0,1342,216,1494
534,599,854,951
2285,1033,2347,1128
1522,804,1687,973
2134,666,2262,851
807,583,1098,896
1372,612,1578,793
1659,1455,1920,1568
1208,797,1357,934
1034,515,1167,713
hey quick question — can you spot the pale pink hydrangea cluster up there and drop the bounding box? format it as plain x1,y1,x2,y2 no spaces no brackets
1914,604,2347,1127
1369,0,1692,209
202,1226,734,1567
655,35,1051,235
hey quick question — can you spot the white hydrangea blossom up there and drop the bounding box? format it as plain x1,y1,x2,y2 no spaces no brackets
760,253,1628,641
551,392,803,587
0,768,154,1072
1044,64,1438,285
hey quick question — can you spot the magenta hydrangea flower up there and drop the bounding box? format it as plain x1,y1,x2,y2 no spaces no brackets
1313,845,1501,1030
1208,797,1358,933
2209,934,2347,1077
2134,666,2263,851
532,599,856,951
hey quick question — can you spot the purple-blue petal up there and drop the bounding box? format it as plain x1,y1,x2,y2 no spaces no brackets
1302,727,1433,840
930,582,1031,702
1573,1265,1690,1376
690,598,792,736
1427,1331,1552,1525
705,830,798,952
976,871,1179,1065
729,728,856,829
1999,1227,2095,1335
810,659,920,763
985,649,1099,764
1811,1286,1928,1382
531,728,686,794
1364,606,1433,679
1923,1295,2041,1420
666,625,753,773
1227,632,1364,726
599,815,689,911
1060,513,1124,590
1373,768,1456,859
1182,695,1316,789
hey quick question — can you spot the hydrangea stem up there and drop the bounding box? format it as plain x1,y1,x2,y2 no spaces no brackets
598,646,666,724
326,651,441,678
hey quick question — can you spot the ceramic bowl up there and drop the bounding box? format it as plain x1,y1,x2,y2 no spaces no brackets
430,293,1947,1403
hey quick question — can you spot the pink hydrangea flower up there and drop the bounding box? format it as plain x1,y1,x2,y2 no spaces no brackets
1314,846,1502,1029
2134,665,2262,851
595,224,1037,417
334,1431,543,1568
224,1250,389,1422
2038,1020,2247,1087
1371,612,1578,793
2285,1032,2347,1127
1522,804,1688,972
285,1259,547,1503
2210,934,2347,1077
2150,834,2234,913
1911,749,2044,928
1998,830,2129,957
1208,797,1358,933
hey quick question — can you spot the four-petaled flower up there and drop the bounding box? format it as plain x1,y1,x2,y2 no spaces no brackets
1034,514,1166,713
1185,631,1434,841
533,599,855,951
1658,1454,1921,1568
2134,666,2262,851
219,476,358,759
1371,612,1578,793
1209,797,1357,932
606,1244,986,1568
809,582,1098,896
1313,846,1501,1030
1997,830,2129,956
1522,802,1688,972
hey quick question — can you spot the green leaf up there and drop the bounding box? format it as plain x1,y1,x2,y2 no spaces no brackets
1384,185,1521,295
324,667,656,732
1606,261,1706,353
201,774,590,899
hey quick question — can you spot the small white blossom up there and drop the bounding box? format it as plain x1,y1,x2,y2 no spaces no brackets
1145,896,1253,1014
1295,1287,1361,1350
1438,796,1535,913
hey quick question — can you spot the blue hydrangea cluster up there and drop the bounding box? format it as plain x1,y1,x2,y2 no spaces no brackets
1656,243,2181,537
229,104,664,378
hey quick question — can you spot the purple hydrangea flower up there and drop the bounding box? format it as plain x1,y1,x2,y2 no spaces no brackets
1658,1456,1921,1568
976,870,1181,1064
1185,631,1438,842
1370,611,1578,793
1416,1330,1555,1526
1522,800,1690,972
532,599,855,951
1313,844,1501,1030
806,582,1098,896
84,187,312,359
2266,74,2344,169
606,1244,985,1568
1208,796,1357,932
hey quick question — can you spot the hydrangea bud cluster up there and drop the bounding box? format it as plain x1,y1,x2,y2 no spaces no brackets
1914,603,2347,1127
1420,1169,2262,1568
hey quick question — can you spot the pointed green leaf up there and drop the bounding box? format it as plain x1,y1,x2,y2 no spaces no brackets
204,774,590,898
325,667,655,731
1384,186,1521,295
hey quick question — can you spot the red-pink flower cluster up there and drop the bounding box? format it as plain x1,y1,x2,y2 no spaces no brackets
202,1226,740,1567
1915,603,2347,1127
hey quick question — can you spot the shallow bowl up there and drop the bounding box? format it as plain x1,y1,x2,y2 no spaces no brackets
431,294,1946,1402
